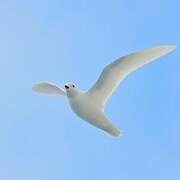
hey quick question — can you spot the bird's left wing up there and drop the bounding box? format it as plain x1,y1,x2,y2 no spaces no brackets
87,45,176,108
32,82,66,96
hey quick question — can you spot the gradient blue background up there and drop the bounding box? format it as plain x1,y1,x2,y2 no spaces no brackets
0,0,179,179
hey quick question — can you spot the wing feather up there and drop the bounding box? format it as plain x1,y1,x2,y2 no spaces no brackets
88,45,176,108
32,82,66,96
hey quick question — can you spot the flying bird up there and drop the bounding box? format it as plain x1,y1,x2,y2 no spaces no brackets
32,45,176,137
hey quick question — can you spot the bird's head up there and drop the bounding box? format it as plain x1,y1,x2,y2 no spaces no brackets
64,83,80,98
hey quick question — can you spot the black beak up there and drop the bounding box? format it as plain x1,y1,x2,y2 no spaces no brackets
65,85,69,89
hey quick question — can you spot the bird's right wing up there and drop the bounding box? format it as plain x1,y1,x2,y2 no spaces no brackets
32,82,66,96
88,45,176,108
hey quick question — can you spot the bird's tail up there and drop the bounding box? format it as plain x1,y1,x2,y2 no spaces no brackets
95,114,121,137
108,126,121,137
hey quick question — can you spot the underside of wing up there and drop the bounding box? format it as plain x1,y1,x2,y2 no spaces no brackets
32,82,66,96
88,45,176,108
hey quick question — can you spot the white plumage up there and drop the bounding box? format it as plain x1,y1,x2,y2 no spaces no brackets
32,45,176,137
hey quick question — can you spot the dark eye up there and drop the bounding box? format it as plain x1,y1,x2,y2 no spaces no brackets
72,85,75,88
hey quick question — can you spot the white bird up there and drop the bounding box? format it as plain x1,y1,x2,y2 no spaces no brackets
32,45,176,137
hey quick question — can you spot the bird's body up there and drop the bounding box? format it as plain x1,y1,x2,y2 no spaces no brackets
32,45,176,137
67,90,120,136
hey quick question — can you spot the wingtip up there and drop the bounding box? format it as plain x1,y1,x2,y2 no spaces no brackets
160,44,177,51
32,84,36,92
166,44,177,50
32,83,40,92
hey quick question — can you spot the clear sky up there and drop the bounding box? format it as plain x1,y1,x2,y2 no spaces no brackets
0,0,179,180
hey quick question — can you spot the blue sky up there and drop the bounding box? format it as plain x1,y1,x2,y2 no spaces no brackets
0,0,179,179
